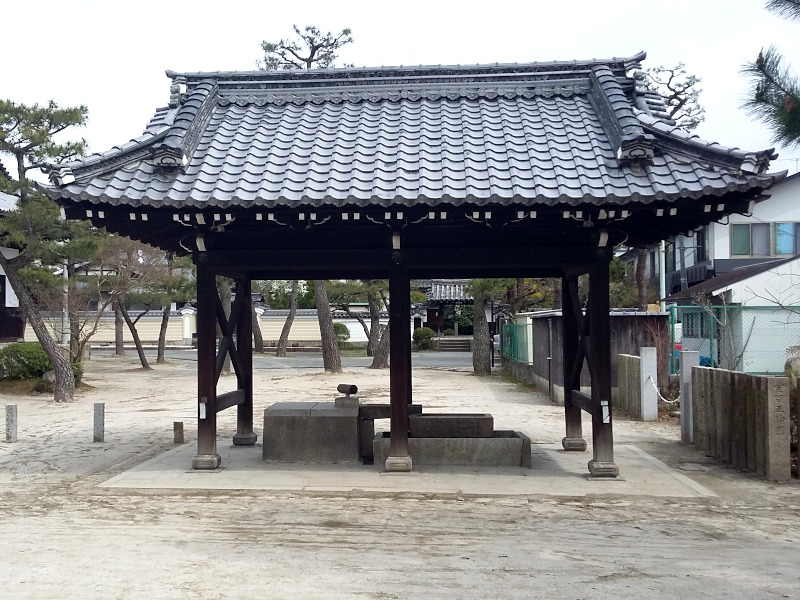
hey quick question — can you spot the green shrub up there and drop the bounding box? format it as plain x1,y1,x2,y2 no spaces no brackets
0,342,83,382
71,361,84,383
413,326,435,351
333,322,351,347
0,342,52,380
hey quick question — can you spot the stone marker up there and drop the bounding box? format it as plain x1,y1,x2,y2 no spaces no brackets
93,402,105,443
766,377,791,482
5,404,17,443
679,351,699,443
173,421,184,444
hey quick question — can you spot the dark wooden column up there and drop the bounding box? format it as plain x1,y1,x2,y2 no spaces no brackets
192,257,221,470
561,274,587,451
587,257,618,477
386,232,412,472
233,278,257,446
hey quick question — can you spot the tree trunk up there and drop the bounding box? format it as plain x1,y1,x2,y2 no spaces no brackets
157,304,170,364
67,263,81,361
552,278,562,310
113,297,126,356
0,253,75,402
370,326,390,369
636,247,648,311
217,277,232,375
366,290,381,357
314,279,342,373
252,304,264,353
276,280,298,357
472,289,491,375
119,298,151,369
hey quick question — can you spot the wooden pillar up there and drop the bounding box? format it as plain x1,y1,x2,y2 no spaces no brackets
192,257,221,469
587,257,618,477
386,232,412,472
233,278,257,446
561,274,586,451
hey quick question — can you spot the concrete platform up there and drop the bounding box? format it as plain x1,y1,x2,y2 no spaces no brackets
100,442,717,498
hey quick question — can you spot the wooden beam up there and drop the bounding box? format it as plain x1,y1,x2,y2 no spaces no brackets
192,258,221,469
561,275,586,451
216,389,246,413
233,278,256,446
214,291,245,381
387,235,411,470
570,390,594,413
587,256,618,476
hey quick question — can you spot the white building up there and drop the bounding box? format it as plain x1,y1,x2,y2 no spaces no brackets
660,172,800,295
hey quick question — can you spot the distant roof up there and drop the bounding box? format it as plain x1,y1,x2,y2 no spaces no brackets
423,279,473,302
664,257,796,302
0,191,17,213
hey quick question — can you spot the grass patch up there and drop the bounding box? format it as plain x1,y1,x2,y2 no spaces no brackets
0,378,94,396
339,346,368,357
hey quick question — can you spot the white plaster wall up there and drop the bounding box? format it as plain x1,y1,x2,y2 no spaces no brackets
1,247,20,308
726,257,800,306
712,175,800,261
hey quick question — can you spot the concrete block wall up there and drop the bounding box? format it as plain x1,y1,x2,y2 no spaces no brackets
692,367,791,482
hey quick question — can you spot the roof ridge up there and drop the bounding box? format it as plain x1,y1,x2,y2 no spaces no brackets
637,112,778,174
165,52,647,81
588,65,654,166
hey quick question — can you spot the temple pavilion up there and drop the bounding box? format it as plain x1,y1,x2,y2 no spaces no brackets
41,52,783,476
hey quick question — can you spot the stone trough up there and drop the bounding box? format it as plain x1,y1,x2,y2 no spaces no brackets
262,385,531,469
372,427,532,468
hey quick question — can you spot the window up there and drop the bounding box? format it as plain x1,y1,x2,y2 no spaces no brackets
665,241,676,272
649,249,657,278
731,222,779,257
731,224,750,256
774,222,800,255
695,227,709,262
752,223,770,256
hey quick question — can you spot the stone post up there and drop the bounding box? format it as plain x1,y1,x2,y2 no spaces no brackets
5,404,17,443
766,377,791,482
640,347,658,421
93,402,105,443
174,421,184,444
679,351,699,443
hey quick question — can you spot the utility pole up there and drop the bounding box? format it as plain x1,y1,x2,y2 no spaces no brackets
61,260,69,345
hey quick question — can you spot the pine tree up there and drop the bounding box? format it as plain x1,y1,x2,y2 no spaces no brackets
644,63,705,131
0,100,88,402
259,25,353,70
742,0,800,147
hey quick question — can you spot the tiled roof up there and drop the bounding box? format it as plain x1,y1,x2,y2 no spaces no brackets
41,53,781,211
424,279,473,302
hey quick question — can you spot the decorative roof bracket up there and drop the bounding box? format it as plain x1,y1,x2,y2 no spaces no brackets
589,66,654,167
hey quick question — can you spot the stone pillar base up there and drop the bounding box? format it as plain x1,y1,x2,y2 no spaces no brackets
562,437,587,451
192,453,221,470
385,455,413,472
588,460,619,478
233,432,258,446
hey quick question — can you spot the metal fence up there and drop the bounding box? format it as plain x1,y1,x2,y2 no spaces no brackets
669,305,800,375
502,323,531,364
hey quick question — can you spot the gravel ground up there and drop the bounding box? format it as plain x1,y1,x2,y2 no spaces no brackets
1,354,799,599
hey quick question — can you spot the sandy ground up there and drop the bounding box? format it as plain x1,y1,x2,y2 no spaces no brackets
1,353,799,599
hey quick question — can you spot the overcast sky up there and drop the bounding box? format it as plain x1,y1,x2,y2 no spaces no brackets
4,0,800,175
